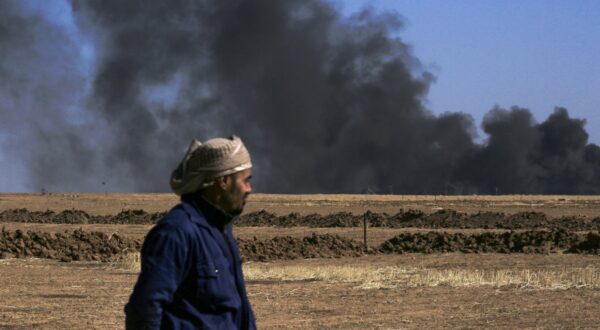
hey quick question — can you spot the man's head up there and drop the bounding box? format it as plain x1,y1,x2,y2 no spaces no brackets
206,168,252,216
170,135,253,215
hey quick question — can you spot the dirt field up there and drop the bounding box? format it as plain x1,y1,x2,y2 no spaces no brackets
3,192,600,217
1,193,600,329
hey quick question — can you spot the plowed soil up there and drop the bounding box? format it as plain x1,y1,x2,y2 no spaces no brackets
3,227,600,263
2,193,600,329
3,207,600,230
0,228,140,262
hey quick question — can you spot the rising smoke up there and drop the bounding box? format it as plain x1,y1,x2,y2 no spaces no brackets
2,0,600,194
0,1,100,191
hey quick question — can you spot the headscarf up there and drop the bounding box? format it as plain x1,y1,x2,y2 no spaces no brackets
170,135,252,196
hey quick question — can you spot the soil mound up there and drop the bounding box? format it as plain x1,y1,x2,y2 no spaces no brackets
236,210,278,226
0,228,140,262
504,212,550,228
567,232,600,254
52,209,92,224
2,208,600,230
109,209,165,224
272,212,304,227
387,209,426,227
1,228,599,263
238,233,366,262
0,208,163,225
0,209,56,223
379,229,581,254
236,209,600,231
0,229,366,263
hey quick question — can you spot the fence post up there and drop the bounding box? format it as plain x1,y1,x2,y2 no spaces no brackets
363,212,368,253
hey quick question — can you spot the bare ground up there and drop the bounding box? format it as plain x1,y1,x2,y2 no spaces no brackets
2,193,600,329
3,193,600,217
1,255,600,329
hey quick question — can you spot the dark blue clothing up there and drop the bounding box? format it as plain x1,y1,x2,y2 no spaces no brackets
125,196,256,330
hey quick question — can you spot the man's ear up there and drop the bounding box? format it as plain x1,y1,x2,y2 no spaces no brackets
216,176,229,190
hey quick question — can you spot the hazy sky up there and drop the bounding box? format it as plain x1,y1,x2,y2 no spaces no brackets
1,0,599,192
342,0,600,143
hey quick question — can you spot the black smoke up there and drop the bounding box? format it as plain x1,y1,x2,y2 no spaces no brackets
0,1,100,191
2,0,600,194
459,107,600,194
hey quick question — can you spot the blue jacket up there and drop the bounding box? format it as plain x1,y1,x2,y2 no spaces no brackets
125,196,256,329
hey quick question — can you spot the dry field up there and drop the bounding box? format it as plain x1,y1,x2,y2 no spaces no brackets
1,193,600,329
3,192,600,217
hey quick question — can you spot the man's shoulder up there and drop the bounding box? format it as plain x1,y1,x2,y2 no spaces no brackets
142,204,196,245
156,201,207,231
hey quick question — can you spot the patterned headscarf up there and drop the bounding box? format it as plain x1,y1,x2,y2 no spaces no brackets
170,135,252,196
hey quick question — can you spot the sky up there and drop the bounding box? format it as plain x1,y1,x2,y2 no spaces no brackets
342,0,600,143
1,0,599,192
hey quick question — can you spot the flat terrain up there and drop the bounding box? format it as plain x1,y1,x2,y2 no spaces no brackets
3,192,600,217
1,193,600,329
2,255,600,329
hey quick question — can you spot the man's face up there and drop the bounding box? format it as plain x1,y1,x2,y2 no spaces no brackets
221,168,253,216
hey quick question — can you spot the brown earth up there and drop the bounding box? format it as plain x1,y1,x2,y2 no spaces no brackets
4,207,600,231
3,227,600,262
0,208,165,225
2,193,600,329
0,222,513,246
2,255,600,329
3,193,600,217
0,228,140,262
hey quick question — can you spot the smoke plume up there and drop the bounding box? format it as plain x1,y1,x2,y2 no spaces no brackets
2,0,600,194
0,1,100,191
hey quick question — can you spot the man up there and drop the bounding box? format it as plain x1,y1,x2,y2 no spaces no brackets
125,135,256,329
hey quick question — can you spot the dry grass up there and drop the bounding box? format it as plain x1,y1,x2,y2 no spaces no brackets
107,253,600,290
108,252,141,272
244,263,600,290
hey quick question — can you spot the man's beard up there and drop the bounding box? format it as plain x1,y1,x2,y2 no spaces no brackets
225,194,247,217
230,197,247,216
229,207,244,217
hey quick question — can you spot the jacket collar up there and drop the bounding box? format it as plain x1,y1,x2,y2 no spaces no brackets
180,194,237,231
